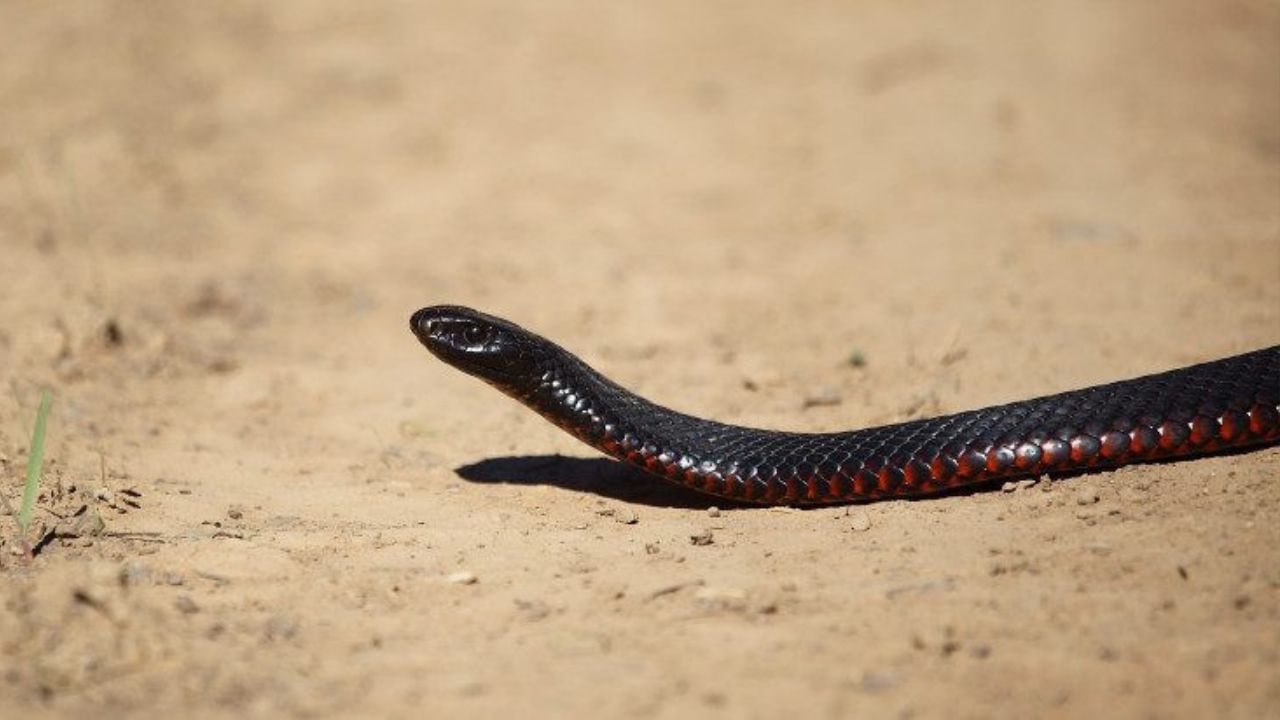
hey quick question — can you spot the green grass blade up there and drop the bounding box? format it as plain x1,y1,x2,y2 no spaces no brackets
18,389,52,535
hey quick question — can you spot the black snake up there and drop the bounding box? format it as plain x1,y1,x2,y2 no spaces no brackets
411,305,1279,505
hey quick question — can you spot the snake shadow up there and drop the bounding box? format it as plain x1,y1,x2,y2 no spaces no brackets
455,455,754,509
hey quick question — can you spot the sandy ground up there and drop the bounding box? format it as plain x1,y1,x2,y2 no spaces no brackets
1,2,1278,718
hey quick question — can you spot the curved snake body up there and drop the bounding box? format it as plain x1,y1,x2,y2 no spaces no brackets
411,306,1279,505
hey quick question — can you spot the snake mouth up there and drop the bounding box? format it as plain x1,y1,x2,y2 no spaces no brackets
410,305,477,349
409,307,442,346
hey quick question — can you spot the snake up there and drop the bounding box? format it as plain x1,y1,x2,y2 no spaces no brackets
410,305,1279,505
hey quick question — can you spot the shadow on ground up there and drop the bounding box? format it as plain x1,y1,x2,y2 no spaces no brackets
455,455,749,509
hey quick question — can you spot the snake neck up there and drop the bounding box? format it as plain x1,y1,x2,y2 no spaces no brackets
505,349,724,461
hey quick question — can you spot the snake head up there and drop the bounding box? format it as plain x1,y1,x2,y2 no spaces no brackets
410,305,540,388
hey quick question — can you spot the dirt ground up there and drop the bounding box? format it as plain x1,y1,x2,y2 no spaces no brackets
1,2,1278,718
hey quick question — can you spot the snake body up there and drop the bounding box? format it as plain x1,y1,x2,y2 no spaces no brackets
411,306,1279,505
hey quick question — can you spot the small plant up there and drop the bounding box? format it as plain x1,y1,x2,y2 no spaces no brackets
3,389,52,560
20,390,53,535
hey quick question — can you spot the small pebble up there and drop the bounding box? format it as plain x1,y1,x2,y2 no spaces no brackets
694,586,747,611
857,671,899,694
514,598,552,621
264,615,299,641
228,508,243,520
689,530,715,546
614,509,639,525
848,511,872,532
175,595,200,614
707,506,721,518
446,570,478,585
802,387,843,409
119,561,153,587
1075,489,1100,506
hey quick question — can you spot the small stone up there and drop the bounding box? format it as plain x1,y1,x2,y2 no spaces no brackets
1075,489,1100,506
165,572,186,586
752,596,780,615
514,598,552,621
398,420,429,439
228,507,243,520
59,506,106,538
613,509,639,525
1001,481,1017,493
689,530,715,546
707,506,721,518
857,671,899,694
802,387,842,409
848,511,872,532
264,615,299,640
119,561,153,587
446,570,478,585
175,595,200,614
694,586,747,611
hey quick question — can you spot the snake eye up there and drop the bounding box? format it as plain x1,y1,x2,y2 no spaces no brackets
462,325,490,346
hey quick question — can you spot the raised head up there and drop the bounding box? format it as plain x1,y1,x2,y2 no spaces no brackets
410,305,545,390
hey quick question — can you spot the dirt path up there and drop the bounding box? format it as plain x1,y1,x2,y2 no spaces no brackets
1,2,1277,718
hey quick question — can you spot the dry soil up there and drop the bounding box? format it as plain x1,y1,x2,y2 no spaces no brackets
1,2,1278,719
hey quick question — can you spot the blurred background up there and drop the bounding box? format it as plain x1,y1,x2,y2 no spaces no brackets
4,1,1276,426
0,2,1277,718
